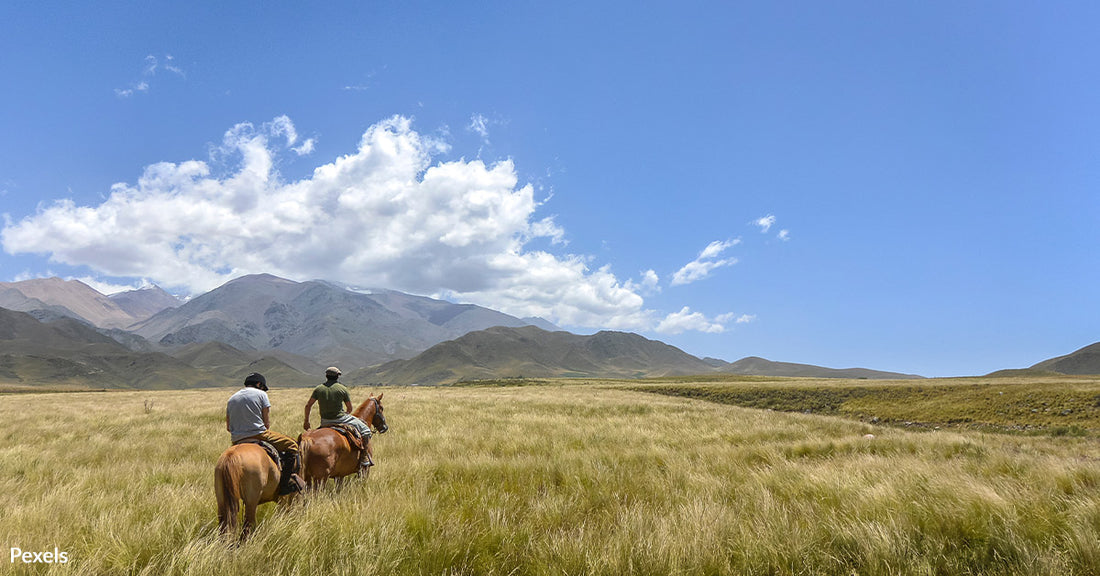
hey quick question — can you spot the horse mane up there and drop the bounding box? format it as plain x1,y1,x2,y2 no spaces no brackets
352,396,374,420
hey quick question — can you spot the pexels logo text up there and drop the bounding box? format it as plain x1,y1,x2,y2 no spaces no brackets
11,547,70,564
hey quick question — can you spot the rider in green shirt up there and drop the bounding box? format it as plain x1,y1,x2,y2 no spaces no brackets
303,367,373,474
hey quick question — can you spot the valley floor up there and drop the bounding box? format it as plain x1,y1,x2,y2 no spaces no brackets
2,377,1100,575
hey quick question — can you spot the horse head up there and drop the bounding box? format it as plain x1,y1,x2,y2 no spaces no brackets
370,393,388,434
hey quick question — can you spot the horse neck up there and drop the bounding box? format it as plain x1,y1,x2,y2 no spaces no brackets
352,397,374,421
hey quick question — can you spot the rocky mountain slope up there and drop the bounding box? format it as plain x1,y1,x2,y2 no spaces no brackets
0,277,141,328
130,274,550,368
108,286,182,319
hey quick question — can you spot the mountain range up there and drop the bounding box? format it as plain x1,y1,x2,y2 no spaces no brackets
0,273,1096,388
129,274,551,369
0,277,177,328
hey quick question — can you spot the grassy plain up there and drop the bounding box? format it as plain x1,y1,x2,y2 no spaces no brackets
2,377,1100,575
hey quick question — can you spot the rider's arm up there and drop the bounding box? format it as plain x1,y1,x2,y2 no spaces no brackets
303,398,316,429
261,406,271,430
225,413,231,432
344,401,353,414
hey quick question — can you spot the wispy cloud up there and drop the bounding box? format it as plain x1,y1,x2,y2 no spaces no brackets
163,54,185,78
114,81,149,98
754,214,776,233
670,239,739,286
753,214,791,241
115,54,185,98
468,113,490,141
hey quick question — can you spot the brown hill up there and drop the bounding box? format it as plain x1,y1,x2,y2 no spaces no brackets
169,341,317,386
352,325,718,385
717,356,923,380
1029,342,1100,375
0,307,220,389
0,277,139,328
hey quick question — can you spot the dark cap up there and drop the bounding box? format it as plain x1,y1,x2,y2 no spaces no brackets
244,372,268,391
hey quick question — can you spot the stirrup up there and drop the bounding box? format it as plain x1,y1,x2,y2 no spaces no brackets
279,473,305,495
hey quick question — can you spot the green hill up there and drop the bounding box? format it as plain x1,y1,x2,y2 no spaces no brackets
1030,342,1100,375
352,325,718,385
0,307,219,390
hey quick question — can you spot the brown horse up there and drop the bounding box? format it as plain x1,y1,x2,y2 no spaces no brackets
299,393,388,488
214,443,293,541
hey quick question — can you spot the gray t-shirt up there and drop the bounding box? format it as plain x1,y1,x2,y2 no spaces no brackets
226,387,270,442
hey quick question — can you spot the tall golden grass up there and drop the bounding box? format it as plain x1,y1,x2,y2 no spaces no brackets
1,381,1099,575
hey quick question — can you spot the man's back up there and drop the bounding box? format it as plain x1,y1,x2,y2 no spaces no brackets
227,387,270,442
312,381,350,420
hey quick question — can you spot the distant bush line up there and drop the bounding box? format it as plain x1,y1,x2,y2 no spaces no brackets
635,382,1100,436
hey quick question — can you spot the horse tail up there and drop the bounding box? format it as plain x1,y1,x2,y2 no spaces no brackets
215,451,242,532
299,433,314,485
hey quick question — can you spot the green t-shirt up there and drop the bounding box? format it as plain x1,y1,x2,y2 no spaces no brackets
311,381,351,420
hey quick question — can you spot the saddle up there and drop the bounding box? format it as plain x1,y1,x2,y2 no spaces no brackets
235,438,282,469
320,423,366,453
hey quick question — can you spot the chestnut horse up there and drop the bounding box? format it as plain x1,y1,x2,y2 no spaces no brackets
299,393,388,488
214,443,293,541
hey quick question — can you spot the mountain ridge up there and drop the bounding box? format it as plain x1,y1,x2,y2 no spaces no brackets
1028,342,1100,375
353,325,721,385
0,307,225,389
715,356,923,380
0,278,141,328
129,274,559,369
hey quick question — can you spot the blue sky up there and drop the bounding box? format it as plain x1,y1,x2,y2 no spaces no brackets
1,2,1097,377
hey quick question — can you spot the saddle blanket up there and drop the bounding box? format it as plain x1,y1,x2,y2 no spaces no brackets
320,423,366,452
234,438,282,469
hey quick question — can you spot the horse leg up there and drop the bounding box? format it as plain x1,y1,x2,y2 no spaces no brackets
241,498,257,543
240,474,264,543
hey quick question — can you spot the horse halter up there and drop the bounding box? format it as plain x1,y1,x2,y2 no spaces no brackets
370,397,388,434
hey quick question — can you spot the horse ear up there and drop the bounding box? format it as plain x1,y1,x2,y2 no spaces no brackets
376,392,383,401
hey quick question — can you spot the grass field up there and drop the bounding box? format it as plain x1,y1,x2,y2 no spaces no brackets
3,377,1100,575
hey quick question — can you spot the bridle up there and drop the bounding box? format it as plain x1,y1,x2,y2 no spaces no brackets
370,397,388,433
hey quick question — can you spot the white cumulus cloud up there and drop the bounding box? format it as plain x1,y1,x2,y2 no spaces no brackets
624,269,660,295
656,307,733,335
670,239,739,286
1,115,662,330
